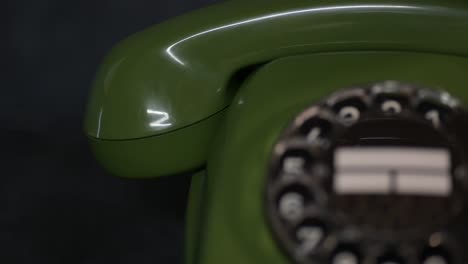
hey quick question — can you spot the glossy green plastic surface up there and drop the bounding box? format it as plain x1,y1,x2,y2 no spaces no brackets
85,0,468,140
194,52,468,263
89,111,225,178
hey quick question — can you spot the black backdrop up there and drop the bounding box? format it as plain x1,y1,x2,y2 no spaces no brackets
4,0,221,263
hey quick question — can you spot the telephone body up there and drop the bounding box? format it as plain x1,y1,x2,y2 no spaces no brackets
85,1,468,263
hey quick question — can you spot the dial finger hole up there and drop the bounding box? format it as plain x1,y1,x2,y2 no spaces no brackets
331,96,368,125
327,88,369,126
381,100,403,115
374,95,409,116
339,106,360,124
294,218,327,256
416,101,452,129
279,148,312,178
298,117,333,146
371,82,411,115
277,185,311,223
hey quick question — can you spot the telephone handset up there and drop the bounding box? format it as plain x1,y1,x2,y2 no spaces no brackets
85,1,468,263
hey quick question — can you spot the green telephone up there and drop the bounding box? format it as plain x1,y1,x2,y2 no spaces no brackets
85,1,468,263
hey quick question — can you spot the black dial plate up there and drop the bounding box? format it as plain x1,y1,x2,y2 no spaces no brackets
265,81,468,264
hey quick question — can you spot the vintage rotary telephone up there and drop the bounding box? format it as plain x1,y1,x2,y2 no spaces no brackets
85,1,468,263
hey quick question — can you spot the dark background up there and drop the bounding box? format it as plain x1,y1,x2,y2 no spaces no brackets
4,0,221,263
